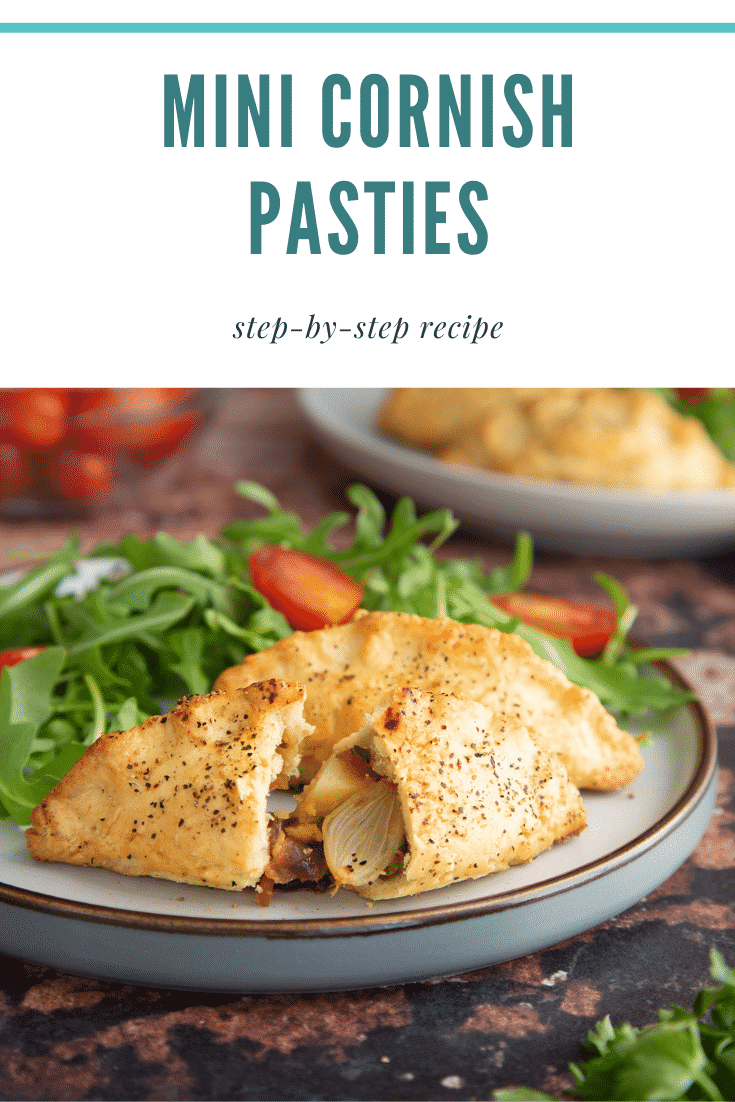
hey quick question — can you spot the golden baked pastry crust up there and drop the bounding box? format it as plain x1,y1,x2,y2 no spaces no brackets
214,611,644,791
439,389,735,491
334,687,587,900
26,681,314,891
378,388,548,449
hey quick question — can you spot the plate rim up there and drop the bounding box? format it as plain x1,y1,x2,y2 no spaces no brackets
1,662,716,941
297,386,735,506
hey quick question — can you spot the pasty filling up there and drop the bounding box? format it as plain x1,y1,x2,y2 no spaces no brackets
256,747,406,905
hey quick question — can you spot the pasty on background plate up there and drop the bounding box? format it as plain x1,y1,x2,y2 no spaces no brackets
26,681,314,891
379,387,735,491
378,387,549,450
436,389,735,491
290,687,586,900
215,611,644,791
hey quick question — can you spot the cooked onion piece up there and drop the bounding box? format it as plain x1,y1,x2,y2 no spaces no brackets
322,779,405,887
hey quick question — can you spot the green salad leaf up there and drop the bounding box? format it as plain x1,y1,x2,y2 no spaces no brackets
0,482,693,825
660,389,735,463
494,950,735,1101
0,647,74,821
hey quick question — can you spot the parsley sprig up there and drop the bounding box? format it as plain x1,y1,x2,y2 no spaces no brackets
495,949,735,1101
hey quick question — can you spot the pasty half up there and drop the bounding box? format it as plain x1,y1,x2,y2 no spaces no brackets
26,681,314,891
214,611,644,791
287,687,586,900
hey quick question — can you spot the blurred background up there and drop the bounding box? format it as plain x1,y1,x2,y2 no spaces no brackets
0,388,341,569
1,385,734,662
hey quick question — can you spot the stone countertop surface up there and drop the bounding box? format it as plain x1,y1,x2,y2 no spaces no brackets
1,388,734,1102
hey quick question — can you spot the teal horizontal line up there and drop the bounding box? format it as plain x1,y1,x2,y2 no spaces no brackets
0,22,734,33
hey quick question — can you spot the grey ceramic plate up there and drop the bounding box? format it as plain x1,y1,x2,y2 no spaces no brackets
0,666,716,992
298,388,735,557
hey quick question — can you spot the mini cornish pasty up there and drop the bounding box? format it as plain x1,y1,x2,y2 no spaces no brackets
214,610,644,791
26,680,586,903
380,387,735,491
378,388,549,451
269,687,586,900
26,681,314,891
439,388,735,490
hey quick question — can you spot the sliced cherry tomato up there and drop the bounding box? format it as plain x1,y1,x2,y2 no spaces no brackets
0,646,48,671
73,388,200,463
490,591,617,657
48,449,116,500
0,389,70,451
0,441,32,498
249,545,364,632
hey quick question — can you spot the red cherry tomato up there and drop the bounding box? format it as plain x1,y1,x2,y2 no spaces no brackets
0,646,48,671
249,546,364,631
0,442,32,498
0,389,70,451
73,388,200,463
490,591,617,657
673,388,711,400
74,388,193,417
48,449,116,501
